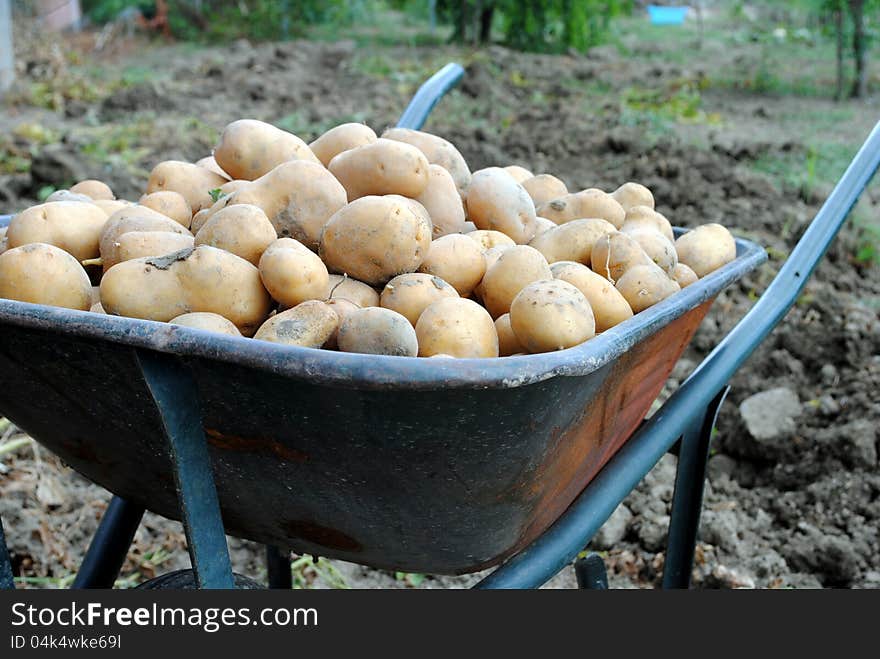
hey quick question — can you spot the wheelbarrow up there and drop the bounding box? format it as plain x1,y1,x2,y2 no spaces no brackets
0,63,876,589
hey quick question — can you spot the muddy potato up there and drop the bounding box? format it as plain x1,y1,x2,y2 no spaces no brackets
310,123,378,167
92,199,132,216
522,175,568,206
611,182,654,212
537,188,626,228
614,263,679,313
550,261,633,332
675,223,737,277
671,263,699,288
417,234,486,297
465,229,516,251
380,273,458,326
465,167,537,244
7,201,109,261
170,312,241,336
99,212,192,271
494,313,525,357
625,228,678,275
195,155,231,180
502,165,534,184
324,297,360,349
622,205,674,243
115,231,195,263
480,245,552,318
326,274,379,307
254,300,338,347
320,195,432,286
45,190,94,203
329,138,430,200
528,218,616,265
70,180,115,201
337,307,419,357
258,237,329,307
195,204,277,266
415,297,498,358
381,127,471,195
415,164,466,237
139,191,193,228
146,160,228,213
509,279,595,353
590,231,654,282
214,119,320,181
0,243,92,310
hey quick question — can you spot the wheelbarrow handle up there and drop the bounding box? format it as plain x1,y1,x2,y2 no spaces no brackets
396,62,465,130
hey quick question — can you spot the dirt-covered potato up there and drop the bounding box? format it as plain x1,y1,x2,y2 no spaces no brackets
502,165,534,183
510,279,595,353
414,164,466,237
550,261,633,332
323,297,360,350
146,160,228,213
625,228,678,275
537,188,626,228
0,243,92,310
671,263,699,288
100,245,272,335
417,234,486,297
7,201,109,262
320,195,432,285
614,263,679,313
195,204,277,266
326,274,380,307
214,119,320,181
415,297,498,358
590,231,654,282
380,273,458,326
253,300,338,347
309,122,378,166
329,138,430,200
115,231,195,263
494,313,525,356
611,182,654,212
675,223,737,277
465,167,537,244
381,127,471,195
139,191,193,228
622,205,674,243
45,190,94,204
195,155,231,180
258,237,329,307
170,312,241,336
337,307,418,356
70,180,115,201
528,218,616,265
466,229,516,251
99,213,193,271
480,245,552,318
522,175,568,206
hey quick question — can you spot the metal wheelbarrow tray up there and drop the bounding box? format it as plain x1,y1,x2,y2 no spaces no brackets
0,232,764,575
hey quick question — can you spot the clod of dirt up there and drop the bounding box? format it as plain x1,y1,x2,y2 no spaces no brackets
739,387,801,441
100,82,177,120
592,503,633,550
29,146,86,189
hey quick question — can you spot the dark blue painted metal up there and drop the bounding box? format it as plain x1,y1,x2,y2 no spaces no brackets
396,63,465,130
266,546,292,589
662,386,729,589
0,516,14,590
574,553,608,589
72,497,145,589
137,350,234,589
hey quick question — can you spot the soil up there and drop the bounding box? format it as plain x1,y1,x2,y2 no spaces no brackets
0,25,878,589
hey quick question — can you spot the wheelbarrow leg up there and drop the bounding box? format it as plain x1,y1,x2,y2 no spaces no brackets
574,553,608,589
0,516,14,590
72,496,145,589
137,350,235,589
266,545,292,589
662,386,730,589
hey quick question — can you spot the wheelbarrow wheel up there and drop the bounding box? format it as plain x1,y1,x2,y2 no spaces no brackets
135,569,265,590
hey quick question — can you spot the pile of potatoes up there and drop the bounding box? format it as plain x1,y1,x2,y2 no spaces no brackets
0,119,738,359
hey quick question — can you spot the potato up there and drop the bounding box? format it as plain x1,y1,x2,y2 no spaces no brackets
614,263,679,313
254,300,338,347
146,160,228,213
195,204,277,266
258,237,329,307
195,155,231,180
45,190,94,204
550,261,633,332
89,285,101,306
0,243,92,310
465,167,537,244
326,274,379,307
220,179,250,196
522,175,568,206
0,227,6,255
100,246,272,335
494,313,525,357
417,234,486,297
337,307,419,357
329,138,429,200
675,223,737,277
70,180,115,201
502,165,534,184
414,164,466,237
480,245,552,318
625,228,678,275
671,263,699,288
170,312,241,336
380,272,458,326
190,209,212,235
622,205,674,243
115,231,195,263
537,188,625,228
510,279,595,353
381,127,471,195
466,229,516,251
528,218,616,265
139,191,193,228
92,199,133,216
320,195,432,285
7,201,109,261
611,182,654,212
415,298,498,358
324,297,360,349
534,217,556,236
103,203,175,225
310,123,378,167
214,119,320,181
590,231,653,282
99,213,192,271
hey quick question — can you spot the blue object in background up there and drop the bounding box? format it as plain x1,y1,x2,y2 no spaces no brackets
647,5,689,25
